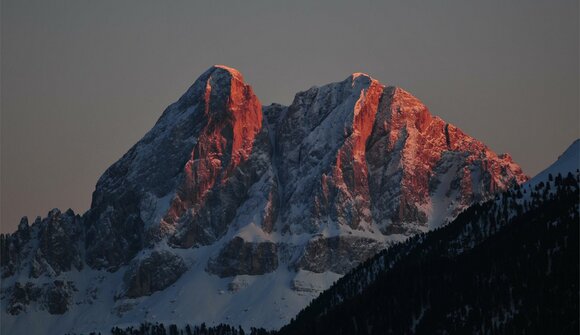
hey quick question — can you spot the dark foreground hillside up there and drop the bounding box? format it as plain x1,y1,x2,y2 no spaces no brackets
278,174,579,335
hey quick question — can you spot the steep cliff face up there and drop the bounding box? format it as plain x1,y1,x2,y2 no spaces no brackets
1,209,83,279
0,66,528,334
83,65,269,268
268,74,525,273
365,86,527,231
277,144,579,335
83,68,525,273
163,66,266,249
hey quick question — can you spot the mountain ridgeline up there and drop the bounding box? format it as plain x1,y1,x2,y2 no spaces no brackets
70,160,580,335
1,66,533,334
278,148,580,334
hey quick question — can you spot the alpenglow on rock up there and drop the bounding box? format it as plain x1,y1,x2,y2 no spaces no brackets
0,66,527,334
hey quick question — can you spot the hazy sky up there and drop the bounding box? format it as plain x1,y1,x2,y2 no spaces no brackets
1,0,578,233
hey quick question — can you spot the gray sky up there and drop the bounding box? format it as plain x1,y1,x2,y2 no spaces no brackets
1,0,578,233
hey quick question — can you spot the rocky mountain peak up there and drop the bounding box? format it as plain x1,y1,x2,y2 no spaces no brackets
349,72,375,88
85,65,264,266
1,67,531,334
162,65,264,246
212,64,245,81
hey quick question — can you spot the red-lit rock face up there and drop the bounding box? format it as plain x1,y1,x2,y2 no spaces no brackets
279,75,527,235
82,66,527,269
316,76,385,230
366,87,527,228
162,66,264,246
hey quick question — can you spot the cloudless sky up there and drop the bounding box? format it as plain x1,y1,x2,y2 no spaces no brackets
1,0,578,232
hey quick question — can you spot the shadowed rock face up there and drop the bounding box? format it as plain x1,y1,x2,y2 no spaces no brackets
292,236,385,274
43,280,75,315
34,209,83,277
123,250,187,298
207,237,278,277
1,209,83,279
5,280,76,315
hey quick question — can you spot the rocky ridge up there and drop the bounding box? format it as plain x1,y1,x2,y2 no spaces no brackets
0,65,527,334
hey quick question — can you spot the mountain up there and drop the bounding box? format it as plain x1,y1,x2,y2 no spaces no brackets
0,66,526,334
528,139,579,186
277,141,579,335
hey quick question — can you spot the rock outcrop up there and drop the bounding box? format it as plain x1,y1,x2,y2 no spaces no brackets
4,280,76,315
122,250,187,298
1,209,82,278
207,237,278,277
292,236,385,274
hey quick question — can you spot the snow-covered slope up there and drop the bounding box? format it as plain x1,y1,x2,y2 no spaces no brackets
528,139,579,187
0,66,528,334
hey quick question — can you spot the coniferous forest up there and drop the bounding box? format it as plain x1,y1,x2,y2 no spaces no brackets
65,322,274,335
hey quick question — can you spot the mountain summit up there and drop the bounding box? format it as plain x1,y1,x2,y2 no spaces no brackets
1,66,527,334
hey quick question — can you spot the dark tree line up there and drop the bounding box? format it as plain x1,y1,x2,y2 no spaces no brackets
65,322,274,335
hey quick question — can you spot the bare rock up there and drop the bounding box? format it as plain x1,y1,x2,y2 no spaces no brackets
293,236,385,274
123,250,187,298
207,237,278,277
5,280,76,315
